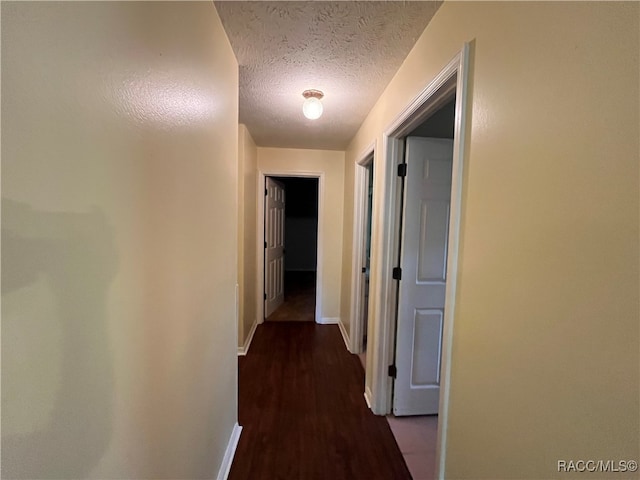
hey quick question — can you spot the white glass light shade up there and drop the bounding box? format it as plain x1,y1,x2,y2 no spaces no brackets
303,97,323,120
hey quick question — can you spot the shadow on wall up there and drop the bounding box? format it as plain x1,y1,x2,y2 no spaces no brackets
1,198,117,479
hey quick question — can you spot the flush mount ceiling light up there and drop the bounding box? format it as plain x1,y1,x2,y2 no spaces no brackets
302,89,324,120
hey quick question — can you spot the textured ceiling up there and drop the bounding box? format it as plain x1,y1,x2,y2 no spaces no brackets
215,1,442,150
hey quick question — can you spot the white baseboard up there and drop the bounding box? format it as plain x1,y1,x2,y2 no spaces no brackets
364,386,373,409
237,320,258,356
317,316,339,324
337,319,351,352
216,422,242,480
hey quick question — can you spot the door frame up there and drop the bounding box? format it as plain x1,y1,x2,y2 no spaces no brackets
368,43,470,479
349,142,376,354
257,170,324,324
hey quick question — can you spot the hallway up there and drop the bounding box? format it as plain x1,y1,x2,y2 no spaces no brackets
229,322,411,479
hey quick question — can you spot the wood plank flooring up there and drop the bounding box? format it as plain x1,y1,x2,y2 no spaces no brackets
229,322,412,480
266,271,316,322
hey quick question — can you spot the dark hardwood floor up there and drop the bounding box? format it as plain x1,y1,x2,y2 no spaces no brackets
229,322,412,480
266,271,316,322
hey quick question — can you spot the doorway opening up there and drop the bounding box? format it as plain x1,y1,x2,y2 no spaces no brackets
350,148,375,374
392,95,456,414
386,95,456,480
362,44,469,480
360,162,374,370
263,176,319,322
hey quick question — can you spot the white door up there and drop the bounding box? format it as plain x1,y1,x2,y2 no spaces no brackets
265,177,285,318
393,137,453,416
362,162,374,351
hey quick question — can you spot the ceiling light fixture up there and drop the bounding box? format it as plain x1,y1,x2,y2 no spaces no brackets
302,89,324,120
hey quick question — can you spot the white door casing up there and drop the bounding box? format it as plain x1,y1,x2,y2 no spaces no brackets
349,146,375,355
370,44,469,480
257,171,324,325
264,177,285,318
393,137,453,416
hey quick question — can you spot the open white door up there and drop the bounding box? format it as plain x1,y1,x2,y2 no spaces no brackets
393,137,453,416
264,177,285,318
360,162,374,352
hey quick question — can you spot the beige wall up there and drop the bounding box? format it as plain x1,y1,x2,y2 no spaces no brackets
2,2,239,478
258,147,345,322
238,124,258,348
343,2,639,478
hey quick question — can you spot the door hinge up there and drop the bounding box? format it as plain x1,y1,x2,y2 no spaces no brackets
392,267,402,280
264,293,267,300
264,241,267,249
265,188,268,196
362,267,366,273
397,163,407,177
388,364,397,378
